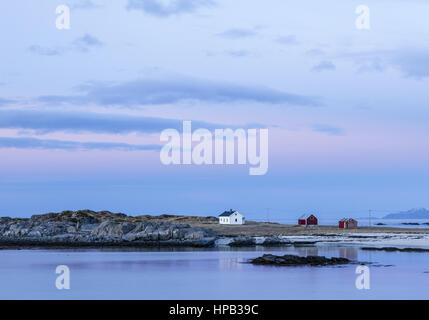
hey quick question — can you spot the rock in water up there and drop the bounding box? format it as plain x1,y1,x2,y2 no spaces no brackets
361,247,429,253
261,236,292,246
250,254,350,266
229,236,256,247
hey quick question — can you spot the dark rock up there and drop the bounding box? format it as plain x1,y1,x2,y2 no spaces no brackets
183,228,208,240
250,254,350,266
229,236,256,247
190,237,216,247
0,210,217,248
361,247,429,252
293,241,317,246
261,236,291,246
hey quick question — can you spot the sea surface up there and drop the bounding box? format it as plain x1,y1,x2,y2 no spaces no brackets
0,245,428,300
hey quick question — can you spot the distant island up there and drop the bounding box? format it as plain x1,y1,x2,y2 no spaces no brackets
383,208,429,219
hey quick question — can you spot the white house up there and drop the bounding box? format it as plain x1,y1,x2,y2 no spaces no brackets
219,210,245,225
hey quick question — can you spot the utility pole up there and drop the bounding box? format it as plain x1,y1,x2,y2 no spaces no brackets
266,208,270,223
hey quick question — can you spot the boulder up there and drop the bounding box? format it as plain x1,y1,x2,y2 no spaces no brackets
250,254,350,266
158,226,172,240
229,236,256,247
91,221,135,237
262,236,291,246
184,228,207,240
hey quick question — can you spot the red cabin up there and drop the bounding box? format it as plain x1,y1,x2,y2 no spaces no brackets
339,218,358,229
298,214,318,226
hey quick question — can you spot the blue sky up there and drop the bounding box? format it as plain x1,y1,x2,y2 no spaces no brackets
1,0,429,219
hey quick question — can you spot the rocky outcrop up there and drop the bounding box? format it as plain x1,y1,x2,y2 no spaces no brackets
0,210,217,247
292,241,318,246
361,247,429,252
250,254,350,266
227,236,292,247
228,236,256,247
261,236,292,246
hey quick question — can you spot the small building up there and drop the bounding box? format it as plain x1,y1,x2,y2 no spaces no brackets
298,214,318,226
339,218,358,229
219,210,245,225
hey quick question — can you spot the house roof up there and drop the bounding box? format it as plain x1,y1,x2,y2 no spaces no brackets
299,214,316,220
219,210,237,217
340,218,356,222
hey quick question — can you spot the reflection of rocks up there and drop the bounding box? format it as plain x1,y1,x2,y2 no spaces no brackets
219,258,243,271
0,210,217,248
339,247,358,260
250,254,350,266
297,247,319,257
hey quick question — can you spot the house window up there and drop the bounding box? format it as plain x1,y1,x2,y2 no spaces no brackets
235,219,237,222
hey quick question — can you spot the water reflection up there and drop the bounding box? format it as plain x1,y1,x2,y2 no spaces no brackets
219,257,244,271
1,247,429,299
338,247,358,260
295,247,319,257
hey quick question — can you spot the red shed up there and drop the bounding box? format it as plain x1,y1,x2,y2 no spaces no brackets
339,218,358,229
298,214,318,226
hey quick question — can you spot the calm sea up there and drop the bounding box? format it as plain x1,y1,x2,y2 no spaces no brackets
0,245,428,300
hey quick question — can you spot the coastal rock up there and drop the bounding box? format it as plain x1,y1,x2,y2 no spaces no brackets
130,222,146,234
184,228,207,240
229,236,256,246
292,241,317,246
158,225,172,240
262,236,291,246
191,237,216,247
171,227,181,239
0,217,12,224
0,210,217,247
91,221,135,238
78,223,99,232
250,254,350,266
361,247,429,253
28,230,42,237
67,226,77,234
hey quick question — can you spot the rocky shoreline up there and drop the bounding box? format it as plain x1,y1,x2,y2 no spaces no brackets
361,247,429,252
0,210,296,248
0,210,219,248
3,210,429,249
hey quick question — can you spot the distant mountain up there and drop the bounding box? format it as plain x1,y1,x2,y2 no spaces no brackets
383,208,429,219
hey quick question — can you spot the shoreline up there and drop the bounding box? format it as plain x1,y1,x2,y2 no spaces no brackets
1,231,429,250
1,210,429,250
185,220,429,237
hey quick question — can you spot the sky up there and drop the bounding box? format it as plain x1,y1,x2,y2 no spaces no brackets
1,0,429,220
